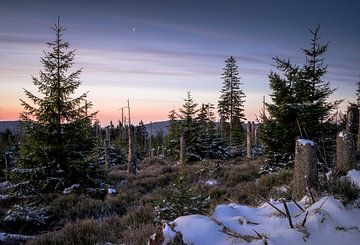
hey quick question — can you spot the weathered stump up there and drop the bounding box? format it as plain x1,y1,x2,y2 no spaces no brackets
292,139,318,200
336,131,355,175
180,133,185,164
246,121,252,159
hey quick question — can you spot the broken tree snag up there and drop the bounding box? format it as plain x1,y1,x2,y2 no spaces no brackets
292,139,318,200
105,126,110,145
104,138,110,169
246,121,252,159
254,123,258,146
336,130,355,175
345,105,359,134
180,132,185,164
4,152,10,181
251,121,256,145
127,125,136,174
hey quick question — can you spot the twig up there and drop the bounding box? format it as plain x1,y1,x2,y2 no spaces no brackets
286,193,305,212
308,187,315,204
282,199,294,229
319,197,328,209
252,229,263,239
256,195,286,217
296,119,304,139
301,211,309,227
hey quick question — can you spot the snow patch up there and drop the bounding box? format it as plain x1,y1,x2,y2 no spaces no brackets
0,194,9,200
205,179,218,186
160,196,360,244
63,184,80,195
108,187,117,194
0,181,9,189
297,139,315,146
347,169,360,188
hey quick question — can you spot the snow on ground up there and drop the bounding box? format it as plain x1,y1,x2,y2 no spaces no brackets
0,194,9,200
297,139,315,146
0,232,34,242
161,170,360,245
347,169,360,188
205,179,218,186
0,181,9,189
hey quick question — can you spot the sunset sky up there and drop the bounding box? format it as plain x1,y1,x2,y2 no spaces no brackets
0,0,359,125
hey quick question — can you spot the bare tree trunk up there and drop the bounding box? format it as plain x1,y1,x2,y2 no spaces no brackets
251,121,256,146
105,126,110,145
104,138,109,169
4,153,9,181
149,121,153,157
246,121,252,159
180,133,185,164
127,100,136,174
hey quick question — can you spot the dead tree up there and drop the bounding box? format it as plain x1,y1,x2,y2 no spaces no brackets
251,121,256,145
127,100,136,174
246,121,252,159
180,132,185,164
4,152,10,181
104,138,109,169
149,121,153,157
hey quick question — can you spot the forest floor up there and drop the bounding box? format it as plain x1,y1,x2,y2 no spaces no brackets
0,157,358,244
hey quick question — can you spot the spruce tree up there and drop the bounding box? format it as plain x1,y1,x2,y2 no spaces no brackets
218,56,246,145
260,25,340,162
164,107,180,159
356,77,360,106
12,17,99,199
178,91,201,162
197,103,230,159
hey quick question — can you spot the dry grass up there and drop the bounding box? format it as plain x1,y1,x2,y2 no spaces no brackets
27,158,296,244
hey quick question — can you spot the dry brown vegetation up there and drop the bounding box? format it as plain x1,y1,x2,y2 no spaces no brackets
1,157,298,244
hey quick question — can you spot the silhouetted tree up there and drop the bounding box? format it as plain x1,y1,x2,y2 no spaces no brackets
218,56,246,145
12,17,101,200
260,25,340,160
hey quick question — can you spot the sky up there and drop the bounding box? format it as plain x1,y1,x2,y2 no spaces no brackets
0,0,359,125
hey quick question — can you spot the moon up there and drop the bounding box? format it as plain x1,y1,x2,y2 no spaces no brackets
132,27,136,32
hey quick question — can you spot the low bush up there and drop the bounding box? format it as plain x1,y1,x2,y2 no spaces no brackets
328,176,360,204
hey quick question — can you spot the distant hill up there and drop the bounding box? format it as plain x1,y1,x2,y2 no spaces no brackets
144,120,169,136
0,121,23,134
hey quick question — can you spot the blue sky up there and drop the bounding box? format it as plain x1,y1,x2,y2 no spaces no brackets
0,0,359,124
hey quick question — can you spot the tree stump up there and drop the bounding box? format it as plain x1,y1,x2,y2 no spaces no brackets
292,139,318,200
336,131,355,175
246,121,252,159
